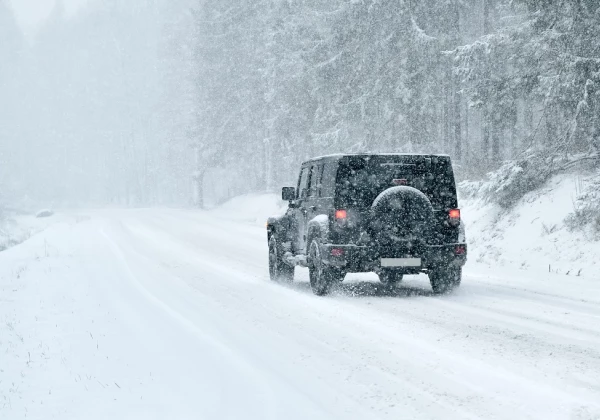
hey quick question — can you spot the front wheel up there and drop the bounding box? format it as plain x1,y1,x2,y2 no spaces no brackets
429,267,461,294
269,237,294,283
308,240,344,296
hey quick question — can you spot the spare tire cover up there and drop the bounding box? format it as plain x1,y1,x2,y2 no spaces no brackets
370,186,434,245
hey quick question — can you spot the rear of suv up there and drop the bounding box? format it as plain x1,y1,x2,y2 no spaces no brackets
267,154,467,295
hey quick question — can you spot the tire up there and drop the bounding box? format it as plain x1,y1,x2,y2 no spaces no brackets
308,240,343,296
369,186,435,261
429,267,461,294
378,269,403,286
268,236,294,283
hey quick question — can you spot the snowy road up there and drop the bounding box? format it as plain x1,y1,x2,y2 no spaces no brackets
2,209,600,420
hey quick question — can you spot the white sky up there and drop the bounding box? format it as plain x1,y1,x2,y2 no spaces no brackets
9,0,89,35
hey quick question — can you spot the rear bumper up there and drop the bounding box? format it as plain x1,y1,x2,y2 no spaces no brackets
321,243,467,273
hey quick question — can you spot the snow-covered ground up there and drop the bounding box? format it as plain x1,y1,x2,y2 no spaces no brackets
1,196,600,419
462,173,600,277
0,209,64,251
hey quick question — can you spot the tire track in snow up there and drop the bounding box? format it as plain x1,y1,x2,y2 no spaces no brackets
104,210,600,419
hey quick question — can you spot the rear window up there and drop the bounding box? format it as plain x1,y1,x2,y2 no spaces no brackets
335,156,457,210
320,162,337,198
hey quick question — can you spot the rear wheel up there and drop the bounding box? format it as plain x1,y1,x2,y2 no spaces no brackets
268,237,294,283
308,240,343,296
378,269,403,286
429,267,461,294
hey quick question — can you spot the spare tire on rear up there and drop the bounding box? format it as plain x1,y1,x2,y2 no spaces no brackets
369,186,434,247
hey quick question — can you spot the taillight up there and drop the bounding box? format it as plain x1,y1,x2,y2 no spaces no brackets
448,209,460,227
335,209,347,220
331,248,344,257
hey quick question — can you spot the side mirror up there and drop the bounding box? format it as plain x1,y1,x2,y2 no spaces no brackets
282,187,296,201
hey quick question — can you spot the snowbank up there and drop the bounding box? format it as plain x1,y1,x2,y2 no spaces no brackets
0,210,60,251
211,193,288,226
461,173,600,277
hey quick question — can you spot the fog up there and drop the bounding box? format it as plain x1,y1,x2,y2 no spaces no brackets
1,0,599,209
1,0,195,208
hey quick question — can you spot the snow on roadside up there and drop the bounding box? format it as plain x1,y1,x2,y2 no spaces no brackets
0,215,101,418
210,193,287,227
0,214,175,419
461,173,600,278
0,210,64,252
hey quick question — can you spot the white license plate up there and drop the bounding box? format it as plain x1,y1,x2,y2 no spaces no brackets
380,258,421,267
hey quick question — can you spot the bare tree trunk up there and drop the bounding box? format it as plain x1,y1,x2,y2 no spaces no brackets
482,107,490,162
492,115,501,162
483,0,491,34
439,100,445,151
464,97,470,159
453,1,462,162
264,137,273,193
524,95,534,146
511,119,517,158
444,75,451,153
509,102,518,158
194,145,205,209
454,82,462,161
481,0,492,166
195,170,205,209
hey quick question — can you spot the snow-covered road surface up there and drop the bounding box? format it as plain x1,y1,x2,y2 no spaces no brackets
2,209,600,420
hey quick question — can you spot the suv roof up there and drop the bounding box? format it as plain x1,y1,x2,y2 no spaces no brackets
304,153,451,164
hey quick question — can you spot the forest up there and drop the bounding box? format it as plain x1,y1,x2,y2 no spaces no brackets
1,0,599,208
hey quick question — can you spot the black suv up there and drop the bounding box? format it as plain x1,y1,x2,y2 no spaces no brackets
267,154,467,295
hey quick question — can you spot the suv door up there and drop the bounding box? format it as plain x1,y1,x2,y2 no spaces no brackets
295,165,311,254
